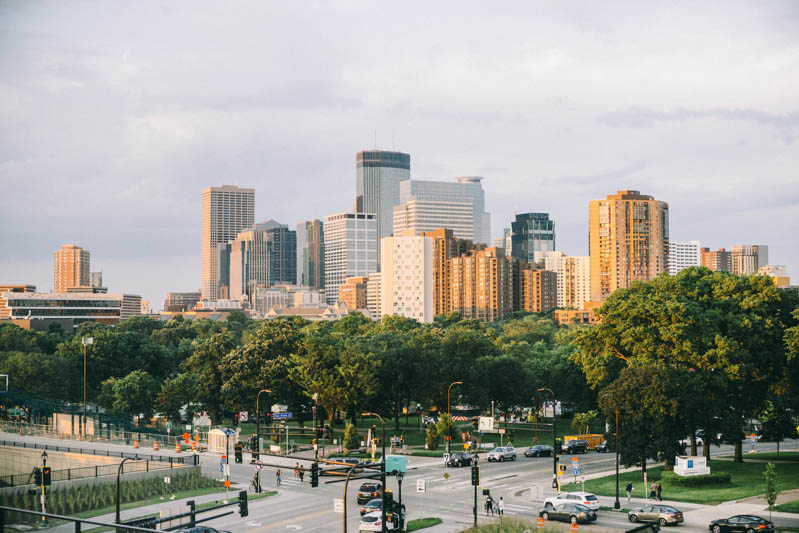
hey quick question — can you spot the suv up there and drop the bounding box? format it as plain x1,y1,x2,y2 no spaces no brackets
357,482,383,504
447,451,472,467
562,439,588,454
487,446,516,462
544,491,600,510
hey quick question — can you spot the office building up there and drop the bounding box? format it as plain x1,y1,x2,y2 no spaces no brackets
228,220,297,302
509,213,556,264
448,247,512,321
54,245,91,293
731,245,769,275
366,271,382,319
394,177,491,244
217,243,232,299
324,213,377,305
0,285,36,319
297,219,325,290
589,190,669,301
91,272,103,289
519,267,558,313
700,248,732,272
201,185,255,301
254,285,325,315
380,230,434,323
0,292,142,325
354,150,411,259
339,276,369,312
758,265,790,288
164,291,202,312
669,240,701,275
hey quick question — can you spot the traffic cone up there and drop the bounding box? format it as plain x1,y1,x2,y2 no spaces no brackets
153,441,159,451
569,521,579,533
537,517,545,530
175,442,181,453
134,440,139,449
191,441,196,452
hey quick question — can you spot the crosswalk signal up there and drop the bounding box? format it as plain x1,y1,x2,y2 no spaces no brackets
33,467,42,486
471,465,480,486
234,443,243,464
310,462,319,488
559,464,567,472
42,467,51,486
238,490,248,517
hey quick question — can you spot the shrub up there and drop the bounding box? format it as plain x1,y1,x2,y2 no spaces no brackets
343,423,360,452
662,471,732,486
425,425,440,451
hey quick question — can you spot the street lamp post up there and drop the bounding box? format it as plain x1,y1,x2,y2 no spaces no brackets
115,457,135,524
255,389,272,459
40,451,48,526
364,413,386,533
538,388,557,489
446,381,463,456
81,337,93,438
614,404,621,510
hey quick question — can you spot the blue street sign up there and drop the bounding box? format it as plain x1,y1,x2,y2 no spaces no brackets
572,465,579,475
273,412,293,419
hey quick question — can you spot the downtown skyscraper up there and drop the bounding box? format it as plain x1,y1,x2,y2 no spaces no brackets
54,244,90,293
201,185,255,301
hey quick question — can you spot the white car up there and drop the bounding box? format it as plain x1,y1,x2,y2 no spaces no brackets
544,492,600,511
487,446,517,462
359,511,401,532
679,436,703,447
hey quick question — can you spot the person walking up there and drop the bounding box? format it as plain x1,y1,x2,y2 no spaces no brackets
498,497,505,517
276,468,282,486
485,496,494,516
626,481,634,503
656,481,662,502
649,482,656,500
294,462,299,479
299,465,305,482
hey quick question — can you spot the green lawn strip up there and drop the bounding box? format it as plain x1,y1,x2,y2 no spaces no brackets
195,490,277,510
406,517,443,531
718,452,799,462
71,486,230,520
463,517,564,532
774,500,799,513
562,460,799,505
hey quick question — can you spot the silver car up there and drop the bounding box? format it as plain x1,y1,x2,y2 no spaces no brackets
487,446,516,462
628,505,684,526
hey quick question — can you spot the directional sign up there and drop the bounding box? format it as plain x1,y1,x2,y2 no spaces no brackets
256,461,264,471
478,416,494,432
417,480,426,493
239,411,249,422
334,499,344,513
273,412,293,420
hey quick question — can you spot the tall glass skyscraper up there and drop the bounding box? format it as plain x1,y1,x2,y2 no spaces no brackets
509,213,556,264
354,150,410,263
227,220,296,303
296,219,325,290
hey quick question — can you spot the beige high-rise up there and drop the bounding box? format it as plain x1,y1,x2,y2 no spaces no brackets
54,245,90,293
201,185,255,301
589,190,669,301
448,247,512,321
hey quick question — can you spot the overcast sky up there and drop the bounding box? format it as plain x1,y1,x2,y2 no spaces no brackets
1,1,798,310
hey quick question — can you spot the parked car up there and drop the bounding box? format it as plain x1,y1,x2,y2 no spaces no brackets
544,492,600,511
562,439,588,454
179,529,231,533
709,515,774,533
628,505,684,526
359,511,401,532
525,445,554,457
357,482,383,504
539,503,597,524
487,446,516,462
360,498,382,516
595,441,610,453
447,451,473,467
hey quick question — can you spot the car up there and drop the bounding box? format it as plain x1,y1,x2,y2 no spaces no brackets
544,492,600,511
447,451,473,467
709,515,774,533
357,482,383,504
525,445,554,458
338,457,364,473
562,440,588,454
360,498,382,516
539,503,597,525
359,511,401,532
595,441,610,453
179,529,231,533
487,446,516,462
628,505,684,526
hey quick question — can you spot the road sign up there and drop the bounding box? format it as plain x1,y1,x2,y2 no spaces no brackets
256,461,264,471
164,476,171,484
478,416,494,432
443,472,450,480
498,428,506,435
386,455,407,474
273,412,293,420
417,480,426,493
334,499,344,513
239,411,249,422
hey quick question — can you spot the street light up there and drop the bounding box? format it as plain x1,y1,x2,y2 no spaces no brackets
538,387,557,489
363,412,387,533
81,336,94,438
115,457,135,524
40,451,48,526
255,389,272,459
614,404,621,510
447,381,463,456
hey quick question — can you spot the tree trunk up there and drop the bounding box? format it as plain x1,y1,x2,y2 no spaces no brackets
641,457,647,476
734,440,743,463
404,399,410,426
704,439,710,460
690,434,697,457
777,441,780,457
394,398,401,431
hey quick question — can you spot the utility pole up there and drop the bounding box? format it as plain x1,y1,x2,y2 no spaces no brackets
447,381,462,456
538,387,557,488
40,451,48,527
614,404,621,509
81,337,93,438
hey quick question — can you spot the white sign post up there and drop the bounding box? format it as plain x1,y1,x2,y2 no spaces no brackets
334,499,344,514
478,417,495,432
417,479,426,520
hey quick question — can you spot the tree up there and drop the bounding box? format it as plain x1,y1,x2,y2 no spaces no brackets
759,398,797,456
571,411,598,435
343,423,360,452
180,333,234,424
762,462,779,519
436,413,457,443
109,370,159,425
425,424,440,450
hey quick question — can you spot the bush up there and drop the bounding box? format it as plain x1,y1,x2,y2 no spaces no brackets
662,471,732,487
343,423,360,452
425,425,440,451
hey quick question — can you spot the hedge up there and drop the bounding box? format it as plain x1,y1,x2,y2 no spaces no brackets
662,471,732,487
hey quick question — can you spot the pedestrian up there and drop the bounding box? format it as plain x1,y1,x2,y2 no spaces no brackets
656,481,662,502
299,465,305,482
626,481,633,503
251,472,259,492
294,462,299,479
276,468,282,486
649,482,656,499
498,497,505,516
485,496,494,516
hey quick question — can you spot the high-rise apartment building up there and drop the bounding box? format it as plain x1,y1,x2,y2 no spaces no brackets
509,213,556,264
448,247,512,321
422,228,478,316
589,190,669,301
339,276,369,312
731,245,769,275
366,271,382,319
324,213,377,305
297,220,325,290
394,178,491,244
542,252,591,310
201,185,255,301
380,230,434,323
700,248,732,272
91,272,103,289
519,267,558,313
228,220,297,303
758,265,790,288
668,240,701,276
54,244,91,293
354,150,411,261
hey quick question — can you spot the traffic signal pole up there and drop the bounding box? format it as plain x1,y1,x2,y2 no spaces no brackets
40,454,47,527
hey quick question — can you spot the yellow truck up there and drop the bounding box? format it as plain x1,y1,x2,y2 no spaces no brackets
563,434,605,450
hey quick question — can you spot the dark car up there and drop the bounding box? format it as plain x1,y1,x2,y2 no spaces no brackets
447,451,472,467
539,503,597,525
709,515,774,533
338,457,364,473
360,498,382,516
357,482,383,504
629,505,684,526
562,439,588,454
525,445,554,457
179,528,231,533
595,441,610,453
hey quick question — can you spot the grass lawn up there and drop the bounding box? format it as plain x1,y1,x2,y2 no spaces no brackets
407,517,443,531
461,517,564,532
775,500,799,513
562,460,799,505
719,451,799,462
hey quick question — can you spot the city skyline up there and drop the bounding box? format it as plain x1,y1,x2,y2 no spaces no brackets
1,2,797,309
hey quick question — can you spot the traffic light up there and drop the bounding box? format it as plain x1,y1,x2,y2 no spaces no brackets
42,467,51,486
559,464,567,472
249,434,258,451
471,465,480,486
234,443,243,464
238,490,248,517
33,467,42,486
233,412,239,426
310,462,319,487
472,420,478,430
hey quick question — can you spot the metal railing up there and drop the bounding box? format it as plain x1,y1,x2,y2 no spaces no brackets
0,458,188,488
0,420,210,447
0,505,160,533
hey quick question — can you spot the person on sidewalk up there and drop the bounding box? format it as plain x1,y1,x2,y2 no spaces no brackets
656,481,662,501
276,468,282,486
485,496,494,516
626,481,634,503
498,497,505,516
299,465,305,482
294,462,299,479
649,482,656,499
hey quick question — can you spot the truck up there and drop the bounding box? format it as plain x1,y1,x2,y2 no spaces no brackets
563,434,604,450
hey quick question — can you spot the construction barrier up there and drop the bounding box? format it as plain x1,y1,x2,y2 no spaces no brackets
537,517,545,530
153,441,159,451
175,442,181,453
133,440,139,449
191,441,197,452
